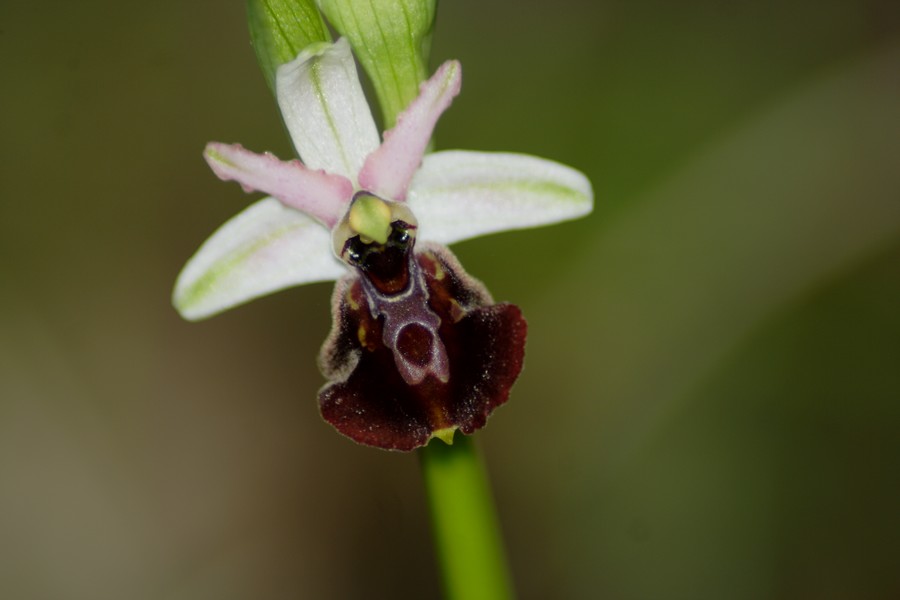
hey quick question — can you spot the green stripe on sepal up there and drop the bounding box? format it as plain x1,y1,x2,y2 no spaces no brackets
172,198,344,321
247,0,331,92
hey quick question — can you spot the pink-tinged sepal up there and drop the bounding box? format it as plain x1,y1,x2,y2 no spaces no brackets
358,61,462,201
318,243,526,451
204,142,354,228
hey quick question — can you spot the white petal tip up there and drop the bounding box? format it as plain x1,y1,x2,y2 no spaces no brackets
276,38,347,80
434,60,462,95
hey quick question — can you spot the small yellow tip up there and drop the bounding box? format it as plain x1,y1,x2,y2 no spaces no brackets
348,194,392,245
432,427,457,445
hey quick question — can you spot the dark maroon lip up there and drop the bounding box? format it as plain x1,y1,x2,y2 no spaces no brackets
318,241,527,451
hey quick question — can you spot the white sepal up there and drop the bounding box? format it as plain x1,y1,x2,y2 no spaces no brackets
276,38,380,182
407,150,593,245
173,198,345,321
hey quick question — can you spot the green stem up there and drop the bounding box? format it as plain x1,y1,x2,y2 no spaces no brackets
419,435,514,600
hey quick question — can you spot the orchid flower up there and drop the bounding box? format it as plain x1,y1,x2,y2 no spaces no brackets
173,38,592,450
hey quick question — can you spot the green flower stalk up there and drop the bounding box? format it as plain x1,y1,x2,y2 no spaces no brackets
421,435,514,599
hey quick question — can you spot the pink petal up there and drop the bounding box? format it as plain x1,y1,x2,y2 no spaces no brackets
358,61,462,202
204,142,354,229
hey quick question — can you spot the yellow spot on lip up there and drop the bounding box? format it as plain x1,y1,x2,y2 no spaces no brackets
357,324,367,347
346,290,360,310
431,427,457,445
449,298,465,323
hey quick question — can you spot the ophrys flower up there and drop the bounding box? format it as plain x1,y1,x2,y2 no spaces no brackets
173,38,592,450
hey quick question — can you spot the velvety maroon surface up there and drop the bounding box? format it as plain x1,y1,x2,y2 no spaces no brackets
318,245,527,451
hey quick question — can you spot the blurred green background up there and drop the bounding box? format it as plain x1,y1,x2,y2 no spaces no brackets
2,1,899,598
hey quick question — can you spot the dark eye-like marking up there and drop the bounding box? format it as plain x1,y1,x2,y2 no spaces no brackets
340,219,417,294
332,193,418,266
390,224,411,246
344,243,363,265
341,219,416,268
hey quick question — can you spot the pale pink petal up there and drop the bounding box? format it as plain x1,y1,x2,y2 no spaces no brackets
204,142,354,229
358,60,462,201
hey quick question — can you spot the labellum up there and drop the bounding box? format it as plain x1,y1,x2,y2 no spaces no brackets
319,194,527,450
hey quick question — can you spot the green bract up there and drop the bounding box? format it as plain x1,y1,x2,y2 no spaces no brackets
318,0,437,128
247,0,331,91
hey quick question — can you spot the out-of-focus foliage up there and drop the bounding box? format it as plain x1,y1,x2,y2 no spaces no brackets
0,1,898,599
